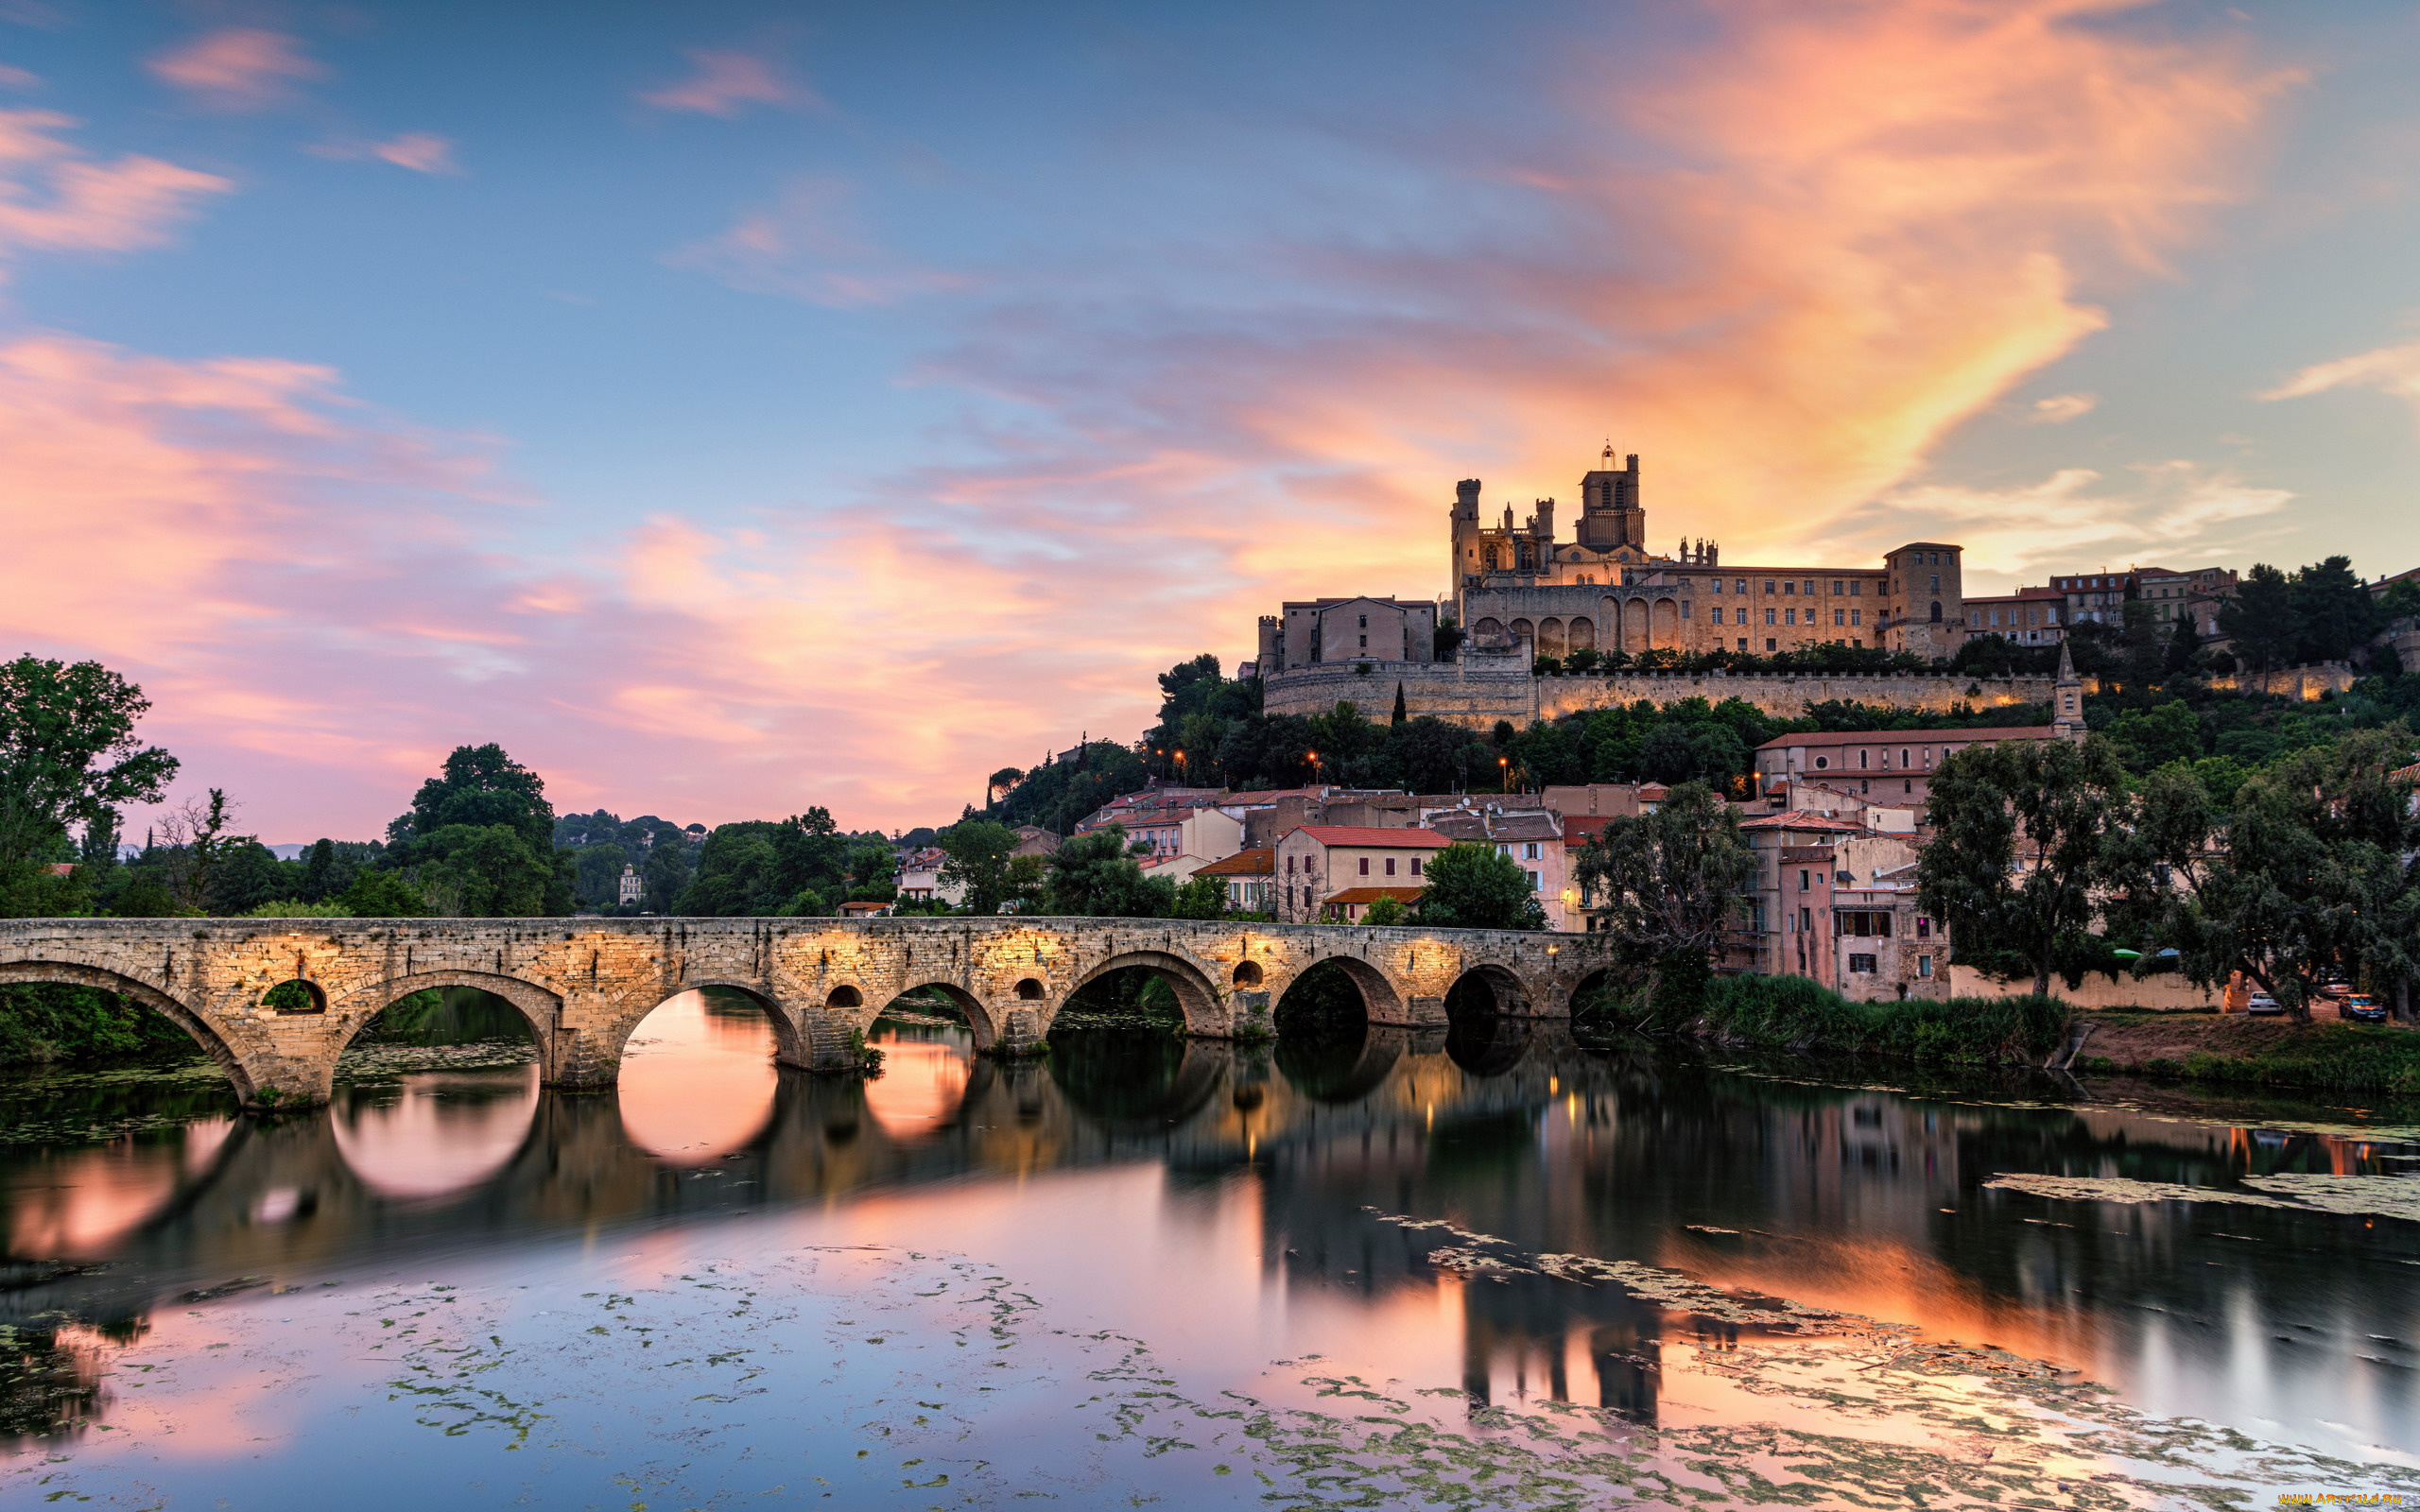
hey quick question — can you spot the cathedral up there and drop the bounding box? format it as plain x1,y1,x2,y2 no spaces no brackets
1451,447,1968,663
1252,447,1971,679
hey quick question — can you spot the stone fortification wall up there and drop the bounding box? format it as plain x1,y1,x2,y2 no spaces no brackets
1263,656,2058,729
2208,662,2360,701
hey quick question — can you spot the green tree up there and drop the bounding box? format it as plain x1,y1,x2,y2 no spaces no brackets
1574,781,1754,1015
210,841,297,916
0,655,178,885
2129,730,2419,1022
573,841,630,909
1359,893,1409,926
389,744,556,852
1414,842,1547,931
940,818,1020,915
1041,825,1174,918
2105,699,2201,774
1915,735,2133,997
411,825,553,917
2220,565,2298,671
338,868,432,918
300,838,337,902
1171,873,1229,919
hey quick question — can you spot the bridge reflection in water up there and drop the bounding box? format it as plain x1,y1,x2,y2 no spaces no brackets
8,992,2416,1459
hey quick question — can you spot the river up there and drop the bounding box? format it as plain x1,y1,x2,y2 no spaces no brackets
1,988,2415,1508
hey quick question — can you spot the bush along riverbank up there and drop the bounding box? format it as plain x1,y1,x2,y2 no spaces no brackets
2077,1011,2420,1097
1577,973,2071,1067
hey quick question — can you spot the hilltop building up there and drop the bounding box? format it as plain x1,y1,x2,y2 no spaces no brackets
1447,447,1970,663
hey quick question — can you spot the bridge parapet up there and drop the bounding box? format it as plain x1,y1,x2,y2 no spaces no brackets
0,917,1613,1108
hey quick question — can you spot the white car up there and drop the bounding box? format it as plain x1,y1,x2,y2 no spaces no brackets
2245,992,2283,1016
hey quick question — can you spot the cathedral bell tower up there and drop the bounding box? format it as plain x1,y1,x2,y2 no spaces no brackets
1575,445,1643,552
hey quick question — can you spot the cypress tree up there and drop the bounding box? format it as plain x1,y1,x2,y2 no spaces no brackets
1391,681,1408,727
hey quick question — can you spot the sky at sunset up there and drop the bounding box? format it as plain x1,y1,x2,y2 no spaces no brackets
6,0,2420,842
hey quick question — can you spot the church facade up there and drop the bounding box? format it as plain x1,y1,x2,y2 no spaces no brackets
1451,449,1968,663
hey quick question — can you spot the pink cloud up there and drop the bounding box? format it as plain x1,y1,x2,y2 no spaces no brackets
0,108,231,266
0,3,2311,841
666,175,972,307
147,28,320,112
311,132,461,176
638,49,819,117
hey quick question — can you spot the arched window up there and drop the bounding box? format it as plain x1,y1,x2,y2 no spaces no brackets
1928,601,1943,623
1014,977,1046,1001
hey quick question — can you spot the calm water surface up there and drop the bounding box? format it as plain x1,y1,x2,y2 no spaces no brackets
1,990,2415,1508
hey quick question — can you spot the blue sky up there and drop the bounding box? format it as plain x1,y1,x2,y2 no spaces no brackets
3,1,2418,839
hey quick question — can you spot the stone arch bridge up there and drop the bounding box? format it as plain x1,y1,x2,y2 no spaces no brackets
0,917,1613,1108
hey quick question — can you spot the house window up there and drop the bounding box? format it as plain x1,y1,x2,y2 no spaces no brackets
1784,608,1795,625
1712,578,1724,593
1784,580,1796,595
1835,609,1845,626
1848,954,1877,973
1799,869,1810,892
1358,857,1370,875
1385,857,1396,876
1529,870,1541,890
1711,608,1723,625
1765,608,1776,625
1286,854,1295,873
1410,857,1423,876
1739,638,1750,650
1764,580,1776,594
1850,610,1861,626
1682,600,1691,619
1804,580,1816,595
1918,955,1933,977
1523,842,1540,860
1915,916,1931,937
1736,579,1748,593
1766,638,1776,651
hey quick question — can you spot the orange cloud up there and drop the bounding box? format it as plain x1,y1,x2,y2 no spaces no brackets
639,48,819,117
147,27,321,112
2258,337,2420,422
0,108,230,265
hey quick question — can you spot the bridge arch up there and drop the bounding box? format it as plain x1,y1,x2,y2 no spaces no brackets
1272,952,1405,1028
325,971,563,1082
0,960,257,1102
596,978,805,1075
876,981,994,1048
1055,950,1226,1039
1445,962,1531,1018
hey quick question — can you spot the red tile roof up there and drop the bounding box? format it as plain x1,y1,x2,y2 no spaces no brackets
1739,812,1868,833
1755,727,2054,751
1289,825,1450,849
1324,885,1426,905
1195,847,1275,876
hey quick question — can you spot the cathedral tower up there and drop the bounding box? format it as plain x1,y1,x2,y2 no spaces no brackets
1575,446,1643,551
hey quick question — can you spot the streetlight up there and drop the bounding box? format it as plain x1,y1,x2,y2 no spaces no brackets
1498,755,1511,793
1307,749,1322,782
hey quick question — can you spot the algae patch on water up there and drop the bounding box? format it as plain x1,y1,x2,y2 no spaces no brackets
1985,1171,2420,1221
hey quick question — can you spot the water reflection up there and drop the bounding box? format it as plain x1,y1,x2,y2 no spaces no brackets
615,988,778,1163
330,1066,540,1200
860,1020,970,1140
3,1119,233,1257
2,1012,2416,1466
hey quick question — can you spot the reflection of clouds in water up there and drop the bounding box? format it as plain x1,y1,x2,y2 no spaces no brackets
617,991,776,1164
863,1028,971,1141
7,1117,233,1256
331,1065,540,1200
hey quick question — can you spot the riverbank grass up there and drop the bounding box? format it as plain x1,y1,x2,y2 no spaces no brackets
1582,973,2070,1066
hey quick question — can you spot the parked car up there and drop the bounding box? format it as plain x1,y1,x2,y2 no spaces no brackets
2321,982,2355,1002
2245,992,2283,1016
2342,994,2387,1022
